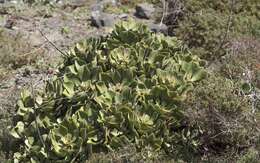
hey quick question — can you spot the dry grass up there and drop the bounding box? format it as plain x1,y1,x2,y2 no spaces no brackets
0,29,42,69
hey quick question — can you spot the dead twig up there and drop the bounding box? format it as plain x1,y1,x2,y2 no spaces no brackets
160,0,167,26
214,0,235,56
38,29,69,57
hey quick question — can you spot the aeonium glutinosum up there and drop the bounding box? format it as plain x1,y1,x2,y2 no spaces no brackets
10,21,206,162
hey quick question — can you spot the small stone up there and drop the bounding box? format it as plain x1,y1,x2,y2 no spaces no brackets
4,18,15,29
91,12,117,28
118,13,128,20
135,3,155,19
148,23,168,34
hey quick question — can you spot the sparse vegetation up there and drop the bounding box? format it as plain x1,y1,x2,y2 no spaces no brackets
0,29,39,71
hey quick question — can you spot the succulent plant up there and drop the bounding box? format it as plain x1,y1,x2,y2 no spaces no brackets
10,21,206,162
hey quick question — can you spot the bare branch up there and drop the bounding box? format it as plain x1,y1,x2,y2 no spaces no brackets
38,29,69,57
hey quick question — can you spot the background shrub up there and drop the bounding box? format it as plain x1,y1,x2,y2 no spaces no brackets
182,74,260,159
175,10,229,61
165,0,260,61
220,38,260,89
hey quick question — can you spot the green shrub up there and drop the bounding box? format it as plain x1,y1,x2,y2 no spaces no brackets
182,0,259,16
8,21,206,162
238,148,260,163
233,16,260,38
182,74,260,158
166,0,260,61
176,10,229,61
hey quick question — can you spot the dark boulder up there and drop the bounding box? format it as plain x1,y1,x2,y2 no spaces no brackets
135,3,155,19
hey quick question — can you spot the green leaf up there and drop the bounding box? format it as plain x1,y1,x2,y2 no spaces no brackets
10,129,20,139
87,135,99,144
139,114,153,126
96,81,107,94
10,121,25,139
191,69,207,82
63,81,75,97
241,82,251,93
